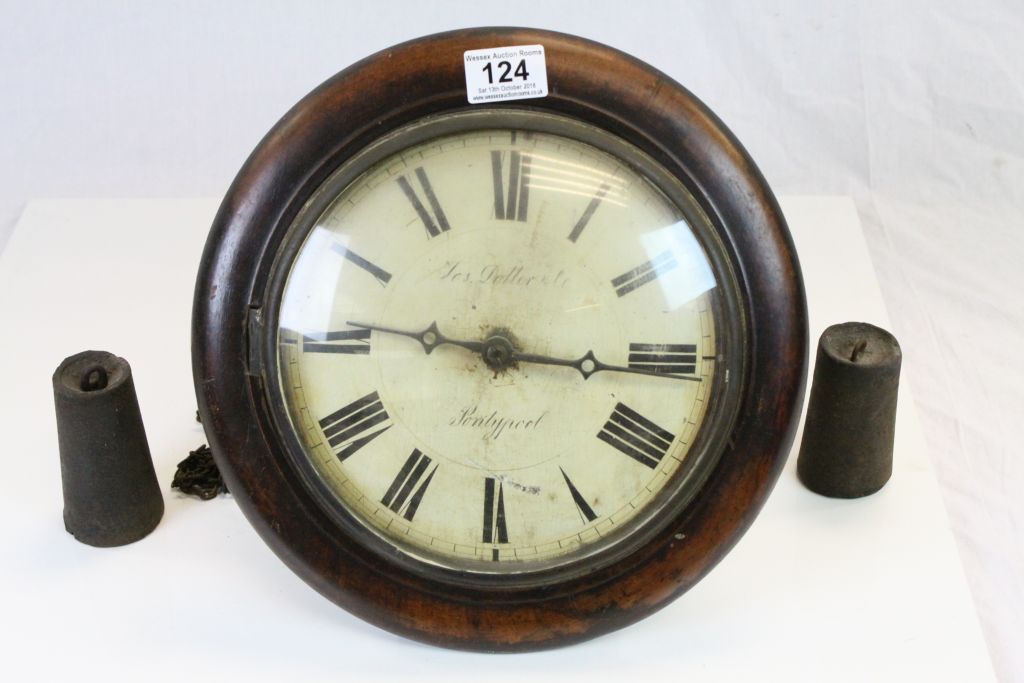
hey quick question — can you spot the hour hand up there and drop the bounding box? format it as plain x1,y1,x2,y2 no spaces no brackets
346,320,700,382
345,320,484,356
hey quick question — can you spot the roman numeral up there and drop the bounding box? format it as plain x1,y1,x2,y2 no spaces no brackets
318,391,391,461
559,467,597,523
491,150,531,222
331,243,392,287
567,183,611,243
611,250,678,297
482,477,509,560
397,167,451,238
302,329,371,354
380,449,437,521
627,343,697,375
597,403,676,469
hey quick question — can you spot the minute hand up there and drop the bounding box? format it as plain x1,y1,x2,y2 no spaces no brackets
513,348,702,382
347,319,700,383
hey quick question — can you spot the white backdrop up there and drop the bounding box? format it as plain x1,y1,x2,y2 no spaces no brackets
2,1,1021,679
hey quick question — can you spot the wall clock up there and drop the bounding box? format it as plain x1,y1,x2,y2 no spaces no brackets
193,27,807,651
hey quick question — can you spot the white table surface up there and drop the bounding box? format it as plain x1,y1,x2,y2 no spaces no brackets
0,197,995,682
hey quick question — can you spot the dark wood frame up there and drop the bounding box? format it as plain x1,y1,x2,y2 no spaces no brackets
193,27,807,651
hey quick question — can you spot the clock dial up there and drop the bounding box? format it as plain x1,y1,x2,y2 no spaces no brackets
272,118,730,572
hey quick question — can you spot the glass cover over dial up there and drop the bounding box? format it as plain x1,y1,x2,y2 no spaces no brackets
272,114,734,574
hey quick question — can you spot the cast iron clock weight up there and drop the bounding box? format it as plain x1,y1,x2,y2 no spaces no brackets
191,27,809,650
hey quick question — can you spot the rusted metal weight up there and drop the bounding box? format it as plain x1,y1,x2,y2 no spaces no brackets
54,350,163,547
798,322,901,498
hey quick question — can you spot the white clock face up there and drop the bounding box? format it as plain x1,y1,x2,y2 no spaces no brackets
273,120,726,571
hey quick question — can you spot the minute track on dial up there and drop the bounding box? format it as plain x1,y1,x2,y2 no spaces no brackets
345,320,702,382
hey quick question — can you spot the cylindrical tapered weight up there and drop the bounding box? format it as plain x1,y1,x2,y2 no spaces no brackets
797,322,902,498
54,351,163,546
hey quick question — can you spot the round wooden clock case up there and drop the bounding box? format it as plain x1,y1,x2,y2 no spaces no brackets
192,27,807,651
